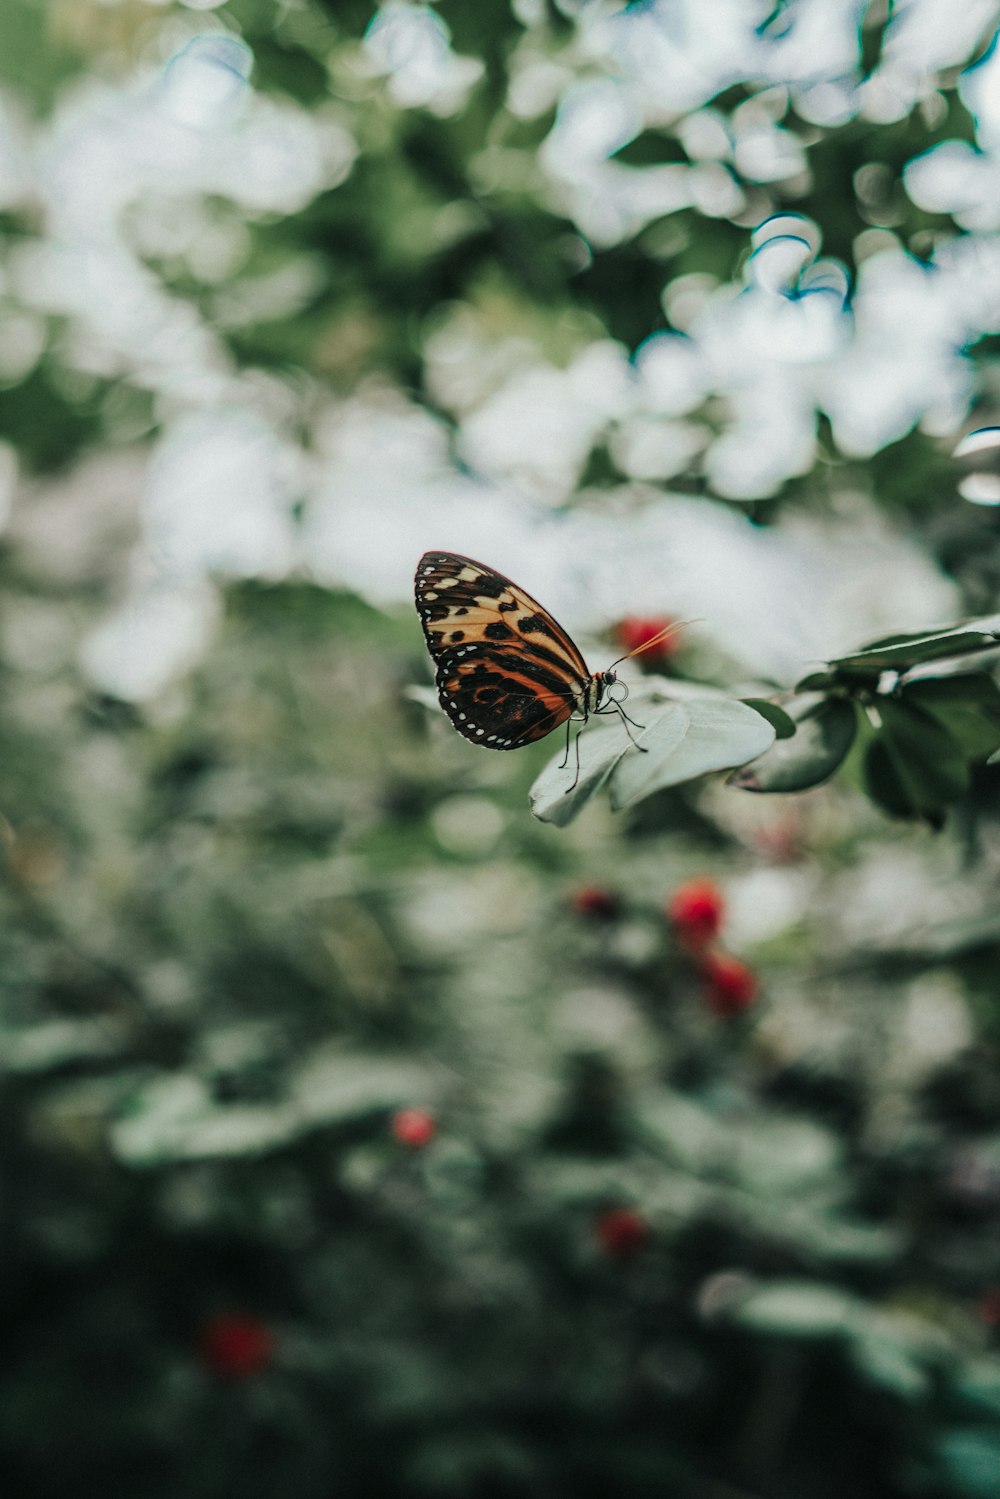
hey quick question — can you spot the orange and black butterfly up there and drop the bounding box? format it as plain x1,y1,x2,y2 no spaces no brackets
415,551,676,775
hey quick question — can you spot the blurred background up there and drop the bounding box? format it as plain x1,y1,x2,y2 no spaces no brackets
4,1,1000,1495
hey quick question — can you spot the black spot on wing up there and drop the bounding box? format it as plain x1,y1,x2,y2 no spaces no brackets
518,614,557,638
415,551,592,692
420,601,453,623
474,574,506,598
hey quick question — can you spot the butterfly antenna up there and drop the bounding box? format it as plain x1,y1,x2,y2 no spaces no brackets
607,617,701,671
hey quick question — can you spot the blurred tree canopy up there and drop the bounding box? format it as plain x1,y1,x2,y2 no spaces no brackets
3,2,1000,1497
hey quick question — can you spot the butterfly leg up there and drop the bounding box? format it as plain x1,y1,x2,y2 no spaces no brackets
616,705,646,732
558,715,574,771
604,701,648,752
559,715,586,791
565,727,583,793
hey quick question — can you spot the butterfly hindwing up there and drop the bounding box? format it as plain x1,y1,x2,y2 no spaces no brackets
415,552,593,750
435,645,578,748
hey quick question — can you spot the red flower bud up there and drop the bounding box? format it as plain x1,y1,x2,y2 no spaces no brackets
199,1314,274,1380
699,950,757,1017
595,1206,649,1259
667,877,725,949
614,615,679,666
569,885,620,920
392,1107,437,1148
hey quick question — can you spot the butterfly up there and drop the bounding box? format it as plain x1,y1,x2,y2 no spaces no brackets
415,551,679,781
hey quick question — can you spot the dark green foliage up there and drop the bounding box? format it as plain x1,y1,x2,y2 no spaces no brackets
732,697,858,792
2,562,1000,1498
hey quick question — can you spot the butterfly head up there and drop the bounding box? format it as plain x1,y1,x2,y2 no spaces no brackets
587,667,617,712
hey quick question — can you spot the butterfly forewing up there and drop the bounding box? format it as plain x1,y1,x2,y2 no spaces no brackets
415,551,593,750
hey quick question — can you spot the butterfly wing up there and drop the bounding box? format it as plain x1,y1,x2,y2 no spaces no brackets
415,551,592,750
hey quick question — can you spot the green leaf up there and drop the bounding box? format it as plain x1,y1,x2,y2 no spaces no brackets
733,1117,841,1194
828,617,1000,674
936,1429,1000,1498
795,670,838,691
529,721,632,827
531,696,775,823
861,698,971,823
955,1359,1000,1419
604,705,691,810
294,1051,437,1125
901,671,1000,711
741,699,797,738
849,1334,929,1401
729,695,857,793
877,699,970,808
110,1075,301,1166
0,0,82,114
900,674,1000,761
862,739,924,821
608,698,775,810
859,617,1000,649
730,1281,855,1338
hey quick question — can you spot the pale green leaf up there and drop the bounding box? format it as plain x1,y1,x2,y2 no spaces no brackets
850,1334,929,1400
529,721,631,826
609,697,775,810
731,1280,856,1337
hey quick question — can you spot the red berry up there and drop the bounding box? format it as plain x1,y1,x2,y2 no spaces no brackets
595,1207,649,1259
699,950,757,1017
614,615,678,665
979,1289,1000,1327
392,1107,437,1148
569,885,620,920
199,1314,274,1380
667,877,725,949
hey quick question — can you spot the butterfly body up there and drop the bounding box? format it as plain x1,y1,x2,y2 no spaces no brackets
415,551,616,751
